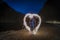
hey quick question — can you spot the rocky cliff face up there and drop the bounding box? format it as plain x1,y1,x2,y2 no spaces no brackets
0,2,24,31
39,0,60,21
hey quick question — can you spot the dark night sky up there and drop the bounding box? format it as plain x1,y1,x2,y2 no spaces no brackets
3,0,47,14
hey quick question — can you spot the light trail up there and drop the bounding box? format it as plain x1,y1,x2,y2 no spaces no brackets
46,21,60,24
23,13,41,35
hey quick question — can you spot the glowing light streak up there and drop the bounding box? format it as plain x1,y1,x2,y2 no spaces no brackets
23,13,41,34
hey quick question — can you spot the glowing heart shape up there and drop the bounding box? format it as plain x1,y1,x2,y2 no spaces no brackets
23,13,41,34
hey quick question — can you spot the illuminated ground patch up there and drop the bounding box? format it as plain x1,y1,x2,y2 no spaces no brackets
0,26,57,40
